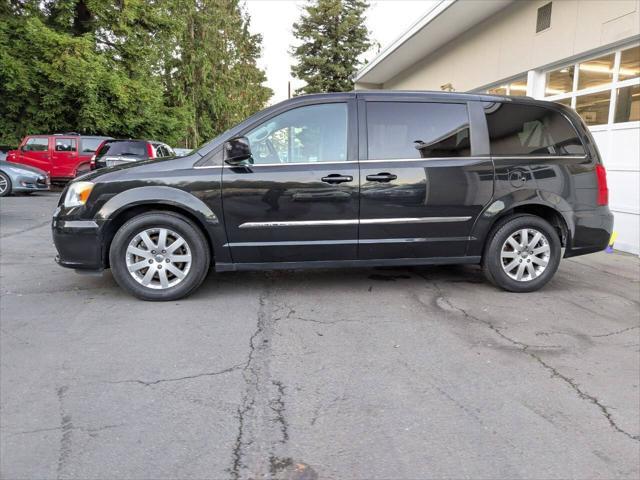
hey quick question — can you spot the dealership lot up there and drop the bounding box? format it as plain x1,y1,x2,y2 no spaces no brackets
1,192,639,479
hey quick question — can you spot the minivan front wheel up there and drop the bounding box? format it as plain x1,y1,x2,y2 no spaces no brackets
110,212,210,301
483,214,561,292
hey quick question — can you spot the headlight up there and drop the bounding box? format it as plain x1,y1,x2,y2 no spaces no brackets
64,181,94,207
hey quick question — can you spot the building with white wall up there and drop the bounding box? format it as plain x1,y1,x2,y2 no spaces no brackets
355,0,640,254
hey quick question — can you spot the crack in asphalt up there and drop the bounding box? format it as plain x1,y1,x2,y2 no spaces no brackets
270,380,289,444
536,325,640,339
105,364,243,386
230,284,293,480
0,219,51,239
416,273,640,443
8,423,124,437
56,386,73,480
591,325,640,338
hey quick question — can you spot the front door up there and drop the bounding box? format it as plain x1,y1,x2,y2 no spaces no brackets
19,137,51,173
222,100,359,264
358,99,494,260
51,137,78,178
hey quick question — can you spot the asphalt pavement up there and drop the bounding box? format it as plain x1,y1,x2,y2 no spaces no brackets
1,192,639,479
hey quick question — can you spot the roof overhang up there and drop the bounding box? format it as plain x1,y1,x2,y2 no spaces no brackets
355,0,515,85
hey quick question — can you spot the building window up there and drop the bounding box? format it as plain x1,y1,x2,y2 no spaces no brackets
536,3,552,33
577,53,615,90
546,67,574,96
614,84,640,123
576,91,611,126
544,43,640,126
619,46,640,81
487,75,528,96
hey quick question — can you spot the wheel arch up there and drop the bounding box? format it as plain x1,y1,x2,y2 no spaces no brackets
97,187,220,268
469,196,572,258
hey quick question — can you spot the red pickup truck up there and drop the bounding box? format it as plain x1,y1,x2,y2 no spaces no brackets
6,134,111,182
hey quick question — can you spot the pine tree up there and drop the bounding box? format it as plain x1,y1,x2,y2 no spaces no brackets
166,0,272,148
291,0,372,94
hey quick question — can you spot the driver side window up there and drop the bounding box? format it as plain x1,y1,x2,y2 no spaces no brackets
246,103,348,165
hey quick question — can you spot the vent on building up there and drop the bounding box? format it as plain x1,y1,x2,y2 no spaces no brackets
536,2,552,32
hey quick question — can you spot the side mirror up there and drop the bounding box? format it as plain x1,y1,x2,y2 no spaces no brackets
224,137,252,165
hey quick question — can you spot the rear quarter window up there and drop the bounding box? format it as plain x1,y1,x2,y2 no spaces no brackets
485,103,585,156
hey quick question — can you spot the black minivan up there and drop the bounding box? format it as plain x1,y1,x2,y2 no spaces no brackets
52,91,613,301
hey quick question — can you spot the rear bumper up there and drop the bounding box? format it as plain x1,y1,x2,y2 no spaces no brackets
52,214,104,270
564,207,614,258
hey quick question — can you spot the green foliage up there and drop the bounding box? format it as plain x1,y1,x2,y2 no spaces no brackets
291,0,372,94
0,0,272,147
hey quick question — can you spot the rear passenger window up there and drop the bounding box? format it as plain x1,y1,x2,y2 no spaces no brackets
485,103,585,156
366,102,471,159
55,138,77,152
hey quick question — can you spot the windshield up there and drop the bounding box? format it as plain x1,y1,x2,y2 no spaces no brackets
96,141,148,159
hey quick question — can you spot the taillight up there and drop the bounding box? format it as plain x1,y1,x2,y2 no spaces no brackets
595,164,608,206
146,143,155,159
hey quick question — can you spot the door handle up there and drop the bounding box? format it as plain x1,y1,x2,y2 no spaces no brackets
366,172,397,182
321,174,353,184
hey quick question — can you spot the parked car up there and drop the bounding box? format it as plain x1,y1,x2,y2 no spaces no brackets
6,134,111,182
0,145,17,161
52,91,612,301
173,148,193,157
91,139,175,170
0,160,50,196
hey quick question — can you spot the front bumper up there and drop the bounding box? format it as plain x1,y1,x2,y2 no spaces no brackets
52,209,104,270
12,174,50,192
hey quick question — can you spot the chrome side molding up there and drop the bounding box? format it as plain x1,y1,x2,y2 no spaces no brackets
238,216,472,229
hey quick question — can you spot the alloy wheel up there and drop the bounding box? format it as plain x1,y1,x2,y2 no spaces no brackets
0,175,8,195
500,228,550,282
126,228,192,289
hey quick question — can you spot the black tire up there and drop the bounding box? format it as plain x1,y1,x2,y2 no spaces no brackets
482,214,561,293
0,171,12,197
109,212,210,301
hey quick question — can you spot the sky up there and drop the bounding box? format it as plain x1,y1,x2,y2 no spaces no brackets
244,0,439,104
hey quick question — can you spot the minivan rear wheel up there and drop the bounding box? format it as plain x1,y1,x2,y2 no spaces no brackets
483,214,561,292
110,212,210,301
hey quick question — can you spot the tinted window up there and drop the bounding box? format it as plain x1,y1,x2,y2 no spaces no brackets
246,103,348,164
23,137,48,152
55,138,77,152
96,141,148,159
486,103,585,156
81,138,106,153
367,102,471,159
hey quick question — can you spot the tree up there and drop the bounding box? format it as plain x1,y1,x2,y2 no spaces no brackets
0,0,271,148
166,1,272,148
291,0,372,94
